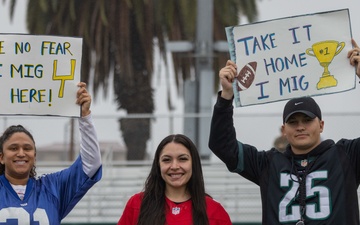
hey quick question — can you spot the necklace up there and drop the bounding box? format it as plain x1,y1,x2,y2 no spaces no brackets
292,156,319,225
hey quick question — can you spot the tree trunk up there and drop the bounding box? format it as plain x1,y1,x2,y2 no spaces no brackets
113,10,154,160
120,118,150,160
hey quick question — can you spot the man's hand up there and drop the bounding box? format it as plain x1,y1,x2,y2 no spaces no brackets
219,60,237,100
348,38,360,77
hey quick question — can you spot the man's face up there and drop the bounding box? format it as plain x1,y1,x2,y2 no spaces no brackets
281,113,324,155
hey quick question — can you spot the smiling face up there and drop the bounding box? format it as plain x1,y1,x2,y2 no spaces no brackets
282,113,324,155
159,142,192,193
0,132,36,185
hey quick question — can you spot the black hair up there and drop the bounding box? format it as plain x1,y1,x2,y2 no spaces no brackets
136,134,209,225
0,125,37,177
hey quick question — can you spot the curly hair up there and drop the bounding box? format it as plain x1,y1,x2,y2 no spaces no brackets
0,125,37,177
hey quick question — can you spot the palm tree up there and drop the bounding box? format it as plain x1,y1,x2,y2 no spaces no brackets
6,0,258,160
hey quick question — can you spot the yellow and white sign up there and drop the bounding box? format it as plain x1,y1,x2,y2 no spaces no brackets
0,34,82,116
226,9,355,107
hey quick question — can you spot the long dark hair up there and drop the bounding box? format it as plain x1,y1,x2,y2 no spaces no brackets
0,125,37,177
136,134,209,225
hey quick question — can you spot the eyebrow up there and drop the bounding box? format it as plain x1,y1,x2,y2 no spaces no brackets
161,153,190,158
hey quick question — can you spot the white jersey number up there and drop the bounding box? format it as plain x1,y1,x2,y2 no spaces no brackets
0,207,49,225
279,171,330,223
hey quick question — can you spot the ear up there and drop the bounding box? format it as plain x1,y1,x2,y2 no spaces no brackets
0,153,4,165
319,120,324,133
281,124,286,136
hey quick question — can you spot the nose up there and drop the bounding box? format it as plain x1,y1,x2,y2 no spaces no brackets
295,122,306,131
16,148,25,157
170,160,180,169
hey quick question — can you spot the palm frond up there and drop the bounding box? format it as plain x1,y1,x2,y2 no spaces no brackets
9,0,258,101
8,0,16,21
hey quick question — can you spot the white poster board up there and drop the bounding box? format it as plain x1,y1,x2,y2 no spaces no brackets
0,34,82,116
226,9,355,107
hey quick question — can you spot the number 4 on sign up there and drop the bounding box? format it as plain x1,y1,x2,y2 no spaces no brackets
52,59,76,98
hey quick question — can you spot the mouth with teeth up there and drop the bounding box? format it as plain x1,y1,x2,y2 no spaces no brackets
14,160,28,166
169,173,183,179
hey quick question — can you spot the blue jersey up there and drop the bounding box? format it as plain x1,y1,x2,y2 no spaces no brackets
0,156,102,225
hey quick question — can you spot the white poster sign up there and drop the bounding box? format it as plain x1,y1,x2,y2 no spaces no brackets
226,9,355,107
0,34,82,116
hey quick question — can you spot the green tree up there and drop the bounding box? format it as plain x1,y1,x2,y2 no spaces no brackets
6,0,257,160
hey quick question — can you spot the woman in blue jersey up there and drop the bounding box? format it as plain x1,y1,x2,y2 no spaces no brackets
0,82,102,225
209,38,360,225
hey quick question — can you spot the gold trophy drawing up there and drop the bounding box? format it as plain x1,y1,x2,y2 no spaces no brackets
306,40,345,89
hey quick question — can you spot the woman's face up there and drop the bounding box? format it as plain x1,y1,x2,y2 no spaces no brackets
0,132,36,184
159,142,192,191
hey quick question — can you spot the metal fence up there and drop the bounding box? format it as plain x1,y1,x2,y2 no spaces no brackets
2,111,360,160
36,160,262,224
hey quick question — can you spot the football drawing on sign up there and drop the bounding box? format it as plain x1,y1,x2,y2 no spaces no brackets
306,40,345,89
236,61,257,91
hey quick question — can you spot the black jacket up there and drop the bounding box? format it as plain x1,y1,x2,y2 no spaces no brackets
208,93,360,225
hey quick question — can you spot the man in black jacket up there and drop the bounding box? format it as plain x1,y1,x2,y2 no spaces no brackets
208,39,360,225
